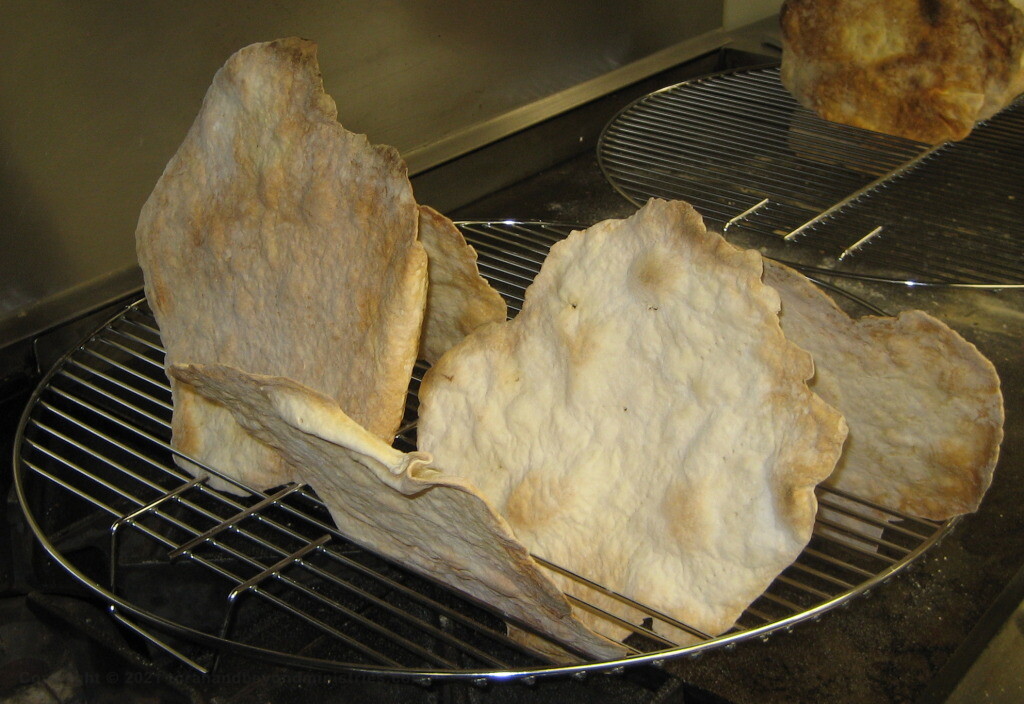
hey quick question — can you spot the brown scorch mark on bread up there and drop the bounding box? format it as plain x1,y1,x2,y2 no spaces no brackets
135,38,428,493
779,0,1024,143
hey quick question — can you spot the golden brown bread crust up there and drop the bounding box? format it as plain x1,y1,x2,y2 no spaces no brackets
762,259,1004,520
416,205,508,364
780,0,1024,143
136,38,428,492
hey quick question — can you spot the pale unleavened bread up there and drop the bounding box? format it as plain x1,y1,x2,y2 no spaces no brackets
417,206,508,364
780,0,1024,143
168,363,626,662
416,199,848,639
136,39,427,492
762,260,1004,520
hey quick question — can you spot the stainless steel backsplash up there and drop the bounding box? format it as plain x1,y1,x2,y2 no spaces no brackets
0,1,783,347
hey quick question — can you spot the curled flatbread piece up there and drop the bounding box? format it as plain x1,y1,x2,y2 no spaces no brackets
168,363,625,662
418,206,508,364
762,260,1004,520
417,199,848,639
136,39,427,492
780,0,1024,143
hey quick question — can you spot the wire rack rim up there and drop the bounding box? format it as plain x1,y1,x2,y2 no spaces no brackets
596,65,1024,289
11,224,957,681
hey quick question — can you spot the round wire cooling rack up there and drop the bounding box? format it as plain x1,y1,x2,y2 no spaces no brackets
14,221,955,683
597,65,1024,289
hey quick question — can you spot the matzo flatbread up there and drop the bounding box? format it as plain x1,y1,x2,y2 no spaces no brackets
417,206,508,364
780,0,1024,143
416,199,848,639
762,260,1004,519
169,363,626,662
136,38,427,492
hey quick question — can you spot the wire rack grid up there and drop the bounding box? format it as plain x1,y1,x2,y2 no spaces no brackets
14,222,952,683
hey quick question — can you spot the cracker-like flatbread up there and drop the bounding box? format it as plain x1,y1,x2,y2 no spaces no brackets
762,260,1004,519
136,39,427,492
780,0,1024,143
168,363,625,662
417,206,508,364
416,199,848,639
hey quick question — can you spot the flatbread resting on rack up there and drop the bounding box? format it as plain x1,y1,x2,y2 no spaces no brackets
168,362,626,662
762,260,1004,520
779,0,1024,143
136,38,427,493
416,198,848,640
417,206,508,364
